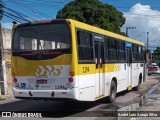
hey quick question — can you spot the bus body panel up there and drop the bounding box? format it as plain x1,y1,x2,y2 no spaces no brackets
131,63,143,87
12,54,71,76
12,20,79,100
12,19,146,101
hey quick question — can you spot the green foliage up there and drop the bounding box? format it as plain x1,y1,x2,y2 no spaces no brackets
0,0,3,20
152,47,160,66
56,0,126,35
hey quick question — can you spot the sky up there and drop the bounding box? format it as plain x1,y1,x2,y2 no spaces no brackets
1,0,160,50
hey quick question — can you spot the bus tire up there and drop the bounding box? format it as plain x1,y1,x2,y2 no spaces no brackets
134,75,141,91
108,81,117,103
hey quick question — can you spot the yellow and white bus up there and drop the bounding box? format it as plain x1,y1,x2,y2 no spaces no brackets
12,19,146,102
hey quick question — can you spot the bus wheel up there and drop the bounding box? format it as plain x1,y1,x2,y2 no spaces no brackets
108,81,117,103
134,75,141,91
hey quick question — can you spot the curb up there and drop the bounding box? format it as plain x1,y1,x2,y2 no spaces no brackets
0,94,14,101
0,96,6,101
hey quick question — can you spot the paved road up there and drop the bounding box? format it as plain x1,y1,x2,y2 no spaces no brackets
0,75,159,120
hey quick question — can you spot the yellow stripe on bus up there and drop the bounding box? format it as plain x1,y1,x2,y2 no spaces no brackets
78,64,121,75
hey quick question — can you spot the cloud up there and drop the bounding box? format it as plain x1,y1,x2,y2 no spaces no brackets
2,23,13,29
122,3,160,49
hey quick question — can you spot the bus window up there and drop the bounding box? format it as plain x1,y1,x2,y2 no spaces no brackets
138,46,143,61
20,37,37,50
132,44,138,61
51,41,55,49
100,43,104,68
108,38,116,61
77,30,93,61
20,37,24,49
94,42,98,68
13,23,71,51
39,40,44,50
117,41,126,61
32,39,37,50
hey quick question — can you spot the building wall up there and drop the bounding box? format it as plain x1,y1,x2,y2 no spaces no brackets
0,28,12,95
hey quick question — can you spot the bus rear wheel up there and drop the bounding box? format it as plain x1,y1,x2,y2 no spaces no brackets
134,75,142,91
108,81,117,103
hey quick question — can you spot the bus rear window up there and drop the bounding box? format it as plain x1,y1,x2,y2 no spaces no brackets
13,23,71,51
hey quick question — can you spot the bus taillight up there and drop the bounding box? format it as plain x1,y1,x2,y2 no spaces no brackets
13,78,17,83
69,71,75,77
68,77,74,82
12,72,17,83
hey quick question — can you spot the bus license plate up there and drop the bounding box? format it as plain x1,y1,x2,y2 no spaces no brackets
36,79,47,84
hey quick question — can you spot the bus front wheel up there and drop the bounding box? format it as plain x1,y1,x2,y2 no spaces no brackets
108,81,117,103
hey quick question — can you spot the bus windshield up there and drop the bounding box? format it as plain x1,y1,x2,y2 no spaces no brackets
13,23,71,51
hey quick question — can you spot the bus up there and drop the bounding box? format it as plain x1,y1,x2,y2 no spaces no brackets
12,19,147,102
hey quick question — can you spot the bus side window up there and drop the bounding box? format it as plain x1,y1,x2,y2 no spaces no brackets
77,30,93,61
138,46,143,62
94,43,98,68
104,37,108,62
108,38,116,61
77,31,83,60
132,44,138,61
117,40,126,61
142,46,146,62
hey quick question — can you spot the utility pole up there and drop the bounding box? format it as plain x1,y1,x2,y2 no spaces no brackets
150,48,153,64
126,26,136,36
147,32,149,51
151,52,152,63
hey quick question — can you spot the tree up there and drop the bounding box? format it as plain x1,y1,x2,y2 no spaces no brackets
56,0,126,35
0,0,3,20
152,47,160,66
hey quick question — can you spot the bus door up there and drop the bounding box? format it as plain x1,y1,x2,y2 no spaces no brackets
94,36,105,97
126,42,132,89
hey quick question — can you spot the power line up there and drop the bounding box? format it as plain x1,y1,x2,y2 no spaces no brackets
10,0,52,20
0,0,3,20
3,14,22,23
3,6,35,22
2,0,68,22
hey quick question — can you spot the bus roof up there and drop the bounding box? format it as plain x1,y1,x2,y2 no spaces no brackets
14,19,144,46
67,19,145,46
